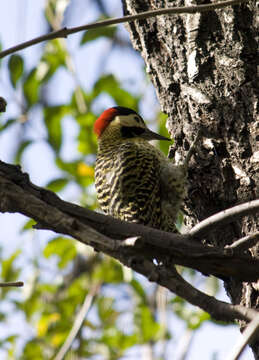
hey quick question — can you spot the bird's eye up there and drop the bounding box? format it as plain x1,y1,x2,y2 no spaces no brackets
134,116,140,123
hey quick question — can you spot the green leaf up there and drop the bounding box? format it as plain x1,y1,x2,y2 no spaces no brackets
187,311,211,330
130,279,147,304
43,237,77,269
101,328,138,352
0,312,6,321
135,305,161,342
55,158,78,176
2,334,18,359
93,258,123,283
175,211,184,231
93,74,140,109
8,54,24,87
171,295,187,319
46,178,69,192
158,112,171,155
22,340,43,359
14,140,33,163
81,26,117,44
192,311,211,330
19,290,41,320
70,89,92,111
77,113,97,155
0,334,17,347
21,219,36,232
40,39,67,82
23,69,41,107
18,283,57,320
0,119,15,132
44,105,69,152
171,296,211,329
55,158,94,187
1,250,21,283
97,296,118,324
68,277,88,304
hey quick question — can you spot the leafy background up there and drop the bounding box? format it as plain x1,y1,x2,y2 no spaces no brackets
0,1,251,359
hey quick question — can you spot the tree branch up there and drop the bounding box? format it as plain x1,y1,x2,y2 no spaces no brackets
225,232,259,253
226,315,259,360
0,0,248,59
54,283,100,360
0,160,258,323
189,199,259,239
0,281,24,287
118,256,258,322
0,160,258,282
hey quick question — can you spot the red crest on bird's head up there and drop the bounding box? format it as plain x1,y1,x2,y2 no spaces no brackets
94,107,119,137
94,106,139,137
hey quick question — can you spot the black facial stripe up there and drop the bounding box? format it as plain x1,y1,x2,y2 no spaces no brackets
121,126,145,138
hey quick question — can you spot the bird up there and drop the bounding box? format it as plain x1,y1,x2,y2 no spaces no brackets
94,106,188,232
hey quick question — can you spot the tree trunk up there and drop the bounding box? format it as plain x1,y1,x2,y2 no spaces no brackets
122,0,258,356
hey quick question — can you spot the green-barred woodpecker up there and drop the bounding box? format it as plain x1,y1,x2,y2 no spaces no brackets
94,106,187,232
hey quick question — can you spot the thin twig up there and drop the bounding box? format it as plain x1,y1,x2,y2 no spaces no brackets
0,0,248,59
0,281,24,287
225,232,259,253
45,3,87,114
189,199,259,239
226,315,259,360
54,283,100,360
175,328,194,360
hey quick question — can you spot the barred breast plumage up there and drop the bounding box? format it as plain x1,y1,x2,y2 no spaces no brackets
94,106,187,232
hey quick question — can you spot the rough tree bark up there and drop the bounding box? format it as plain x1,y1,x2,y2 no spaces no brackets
122,0,258,356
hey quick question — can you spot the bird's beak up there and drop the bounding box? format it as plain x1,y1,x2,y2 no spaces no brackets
140,128,171,141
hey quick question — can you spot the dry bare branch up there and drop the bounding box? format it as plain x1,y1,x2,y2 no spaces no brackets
226,315,259,360
0,160,258,323
0,0,248,59
54,283,100,360
0,281,24,287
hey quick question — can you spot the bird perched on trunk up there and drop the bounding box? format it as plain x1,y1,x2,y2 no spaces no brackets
94,106,190,232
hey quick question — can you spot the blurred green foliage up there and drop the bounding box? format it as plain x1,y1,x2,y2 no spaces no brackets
81,24,117,44
8,54,24,88
0,1,223,359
